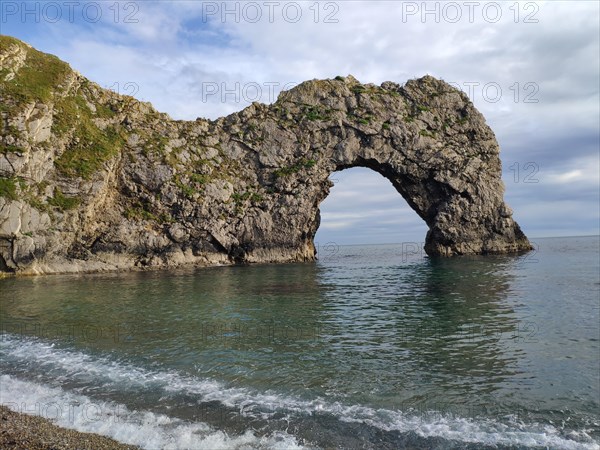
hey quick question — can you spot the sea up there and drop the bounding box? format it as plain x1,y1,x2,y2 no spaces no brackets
1,236,598,449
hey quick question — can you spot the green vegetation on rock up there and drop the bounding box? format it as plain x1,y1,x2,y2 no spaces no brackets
190,173,209,185
0,177,18,201
174,172,208,199
232,191,263,205
0,36,71,105
125,203,157,221
0,37,127,180
1,144,25,154
348,111,373,125
52,92,126,179
48,187,79,210
273,158,317,178
303,105,331,121
54,124,125,179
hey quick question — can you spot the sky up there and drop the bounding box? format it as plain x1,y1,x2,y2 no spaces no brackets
1,1,598,245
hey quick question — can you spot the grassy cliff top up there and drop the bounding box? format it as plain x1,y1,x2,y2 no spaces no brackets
0,35,73,106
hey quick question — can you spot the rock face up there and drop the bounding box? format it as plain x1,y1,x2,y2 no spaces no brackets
0,36,531,275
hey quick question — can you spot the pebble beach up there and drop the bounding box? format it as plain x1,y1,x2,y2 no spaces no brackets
0,406,138,450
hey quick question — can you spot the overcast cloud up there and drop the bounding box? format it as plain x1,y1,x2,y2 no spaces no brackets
1,0,598,244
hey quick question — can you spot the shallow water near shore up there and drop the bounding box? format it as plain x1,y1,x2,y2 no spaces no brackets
1,236,599,449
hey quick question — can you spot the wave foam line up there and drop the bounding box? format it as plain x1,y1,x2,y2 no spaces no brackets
0,374,306,450
1,334,598,449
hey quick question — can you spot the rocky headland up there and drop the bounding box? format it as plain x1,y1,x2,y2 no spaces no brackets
0,35,531,275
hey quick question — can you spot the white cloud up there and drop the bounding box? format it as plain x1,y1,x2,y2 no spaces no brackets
543,155,600,186
319,221,357,231
553,170,584,184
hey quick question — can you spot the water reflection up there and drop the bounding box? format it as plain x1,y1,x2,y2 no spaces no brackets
314,249,528,411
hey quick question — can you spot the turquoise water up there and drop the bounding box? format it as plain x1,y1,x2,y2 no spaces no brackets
1,236,599,449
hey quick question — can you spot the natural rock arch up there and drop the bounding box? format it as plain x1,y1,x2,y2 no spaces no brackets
229,75,531,262
0,38,531,274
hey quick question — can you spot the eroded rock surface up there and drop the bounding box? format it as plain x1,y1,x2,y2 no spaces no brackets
0,36,531,275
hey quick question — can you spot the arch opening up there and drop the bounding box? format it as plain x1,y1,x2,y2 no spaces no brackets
314,167,429,246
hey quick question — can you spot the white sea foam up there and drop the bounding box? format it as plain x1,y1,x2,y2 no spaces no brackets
0,375,306,450
1,334,598,450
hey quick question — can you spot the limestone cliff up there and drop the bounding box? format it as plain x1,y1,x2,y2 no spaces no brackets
0,36,531,275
